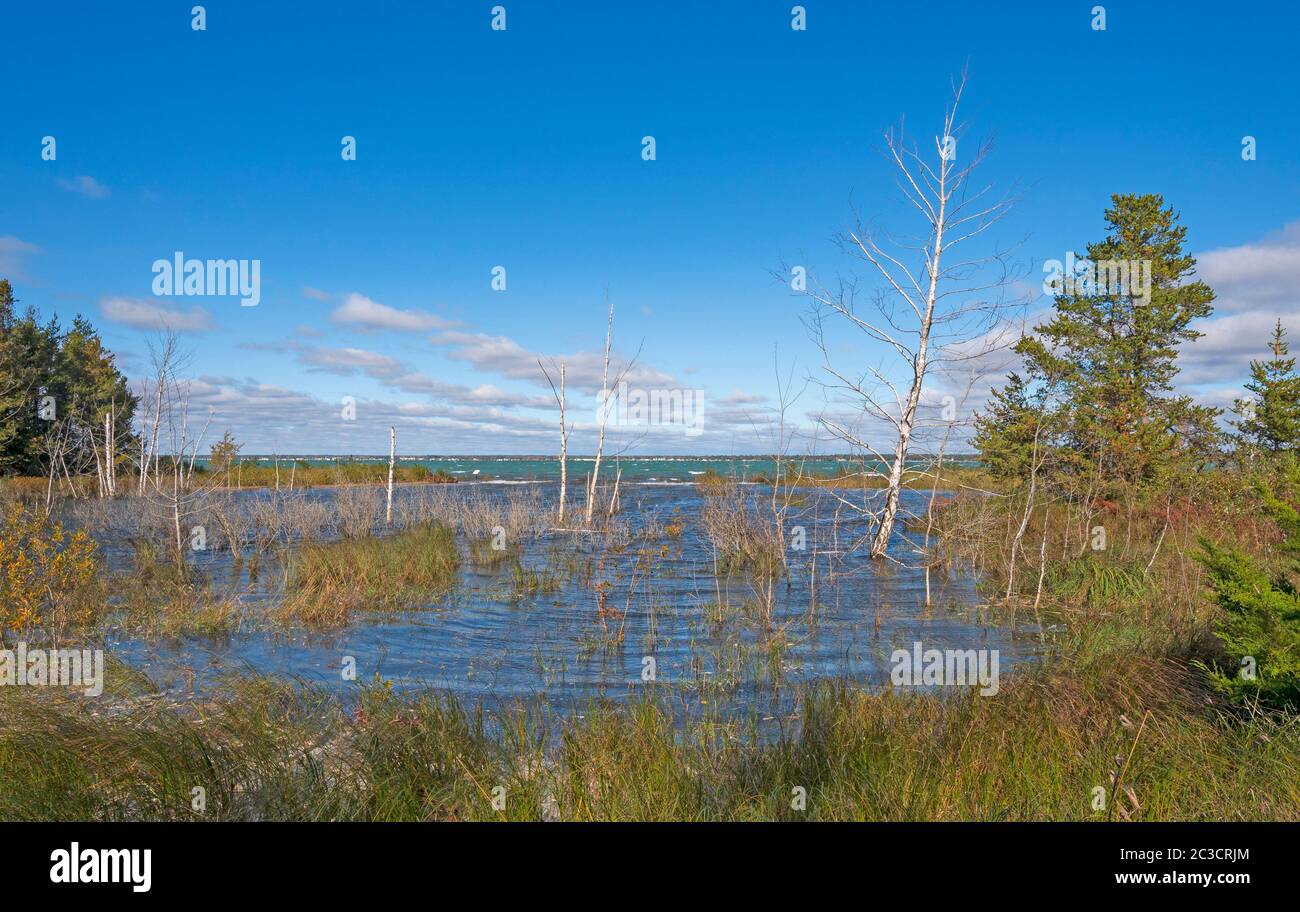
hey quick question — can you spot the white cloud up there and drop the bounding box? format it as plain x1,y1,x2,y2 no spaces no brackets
955,222,1300,427
1196,220,1300,314
1177,311,1286,385
717,390,767,405
100,296,215,332
0,236,41,280
432,330,679,395
174,372,780,455
57,175,110,199
289,342,553,409
330,292,457,332
196,304,796,451
299,345,404,376
1170,222,1300,395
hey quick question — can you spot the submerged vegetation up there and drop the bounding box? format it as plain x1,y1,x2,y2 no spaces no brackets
282,524,461,625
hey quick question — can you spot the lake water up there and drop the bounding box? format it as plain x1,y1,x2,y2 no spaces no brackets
216,454,979,483
98,474,1043,720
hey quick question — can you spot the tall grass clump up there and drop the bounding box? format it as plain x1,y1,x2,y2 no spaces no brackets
0,671,544,821
113,538,242,637
3,654,1297,821
282,524,460,625
699,481,784,577
208,460,454,489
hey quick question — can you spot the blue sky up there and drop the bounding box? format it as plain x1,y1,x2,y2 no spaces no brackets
2,1,1298,455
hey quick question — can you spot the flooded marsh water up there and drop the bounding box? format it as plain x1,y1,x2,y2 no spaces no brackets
74,476,1046,719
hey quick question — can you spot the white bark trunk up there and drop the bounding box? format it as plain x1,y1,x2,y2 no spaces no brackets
558,364,567,523
91,413,107,498
586,301,614,526
1005,430,1043,600
539,358,570,526
607,464,621,518
107,402,117,496
386,426,396,526
141,379,164,495
868,147,949,559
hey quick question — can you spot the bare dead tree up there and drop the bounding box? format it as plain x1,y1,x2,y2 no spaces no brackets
743,345,811,566
89,413,106,497
386,425,396,526
41,418,75,514
799,70,1022,559
136,334,175,496
737,347,812,621
1004,424,1045,601
584,293,643,527
99,403,119,497
107,401,117,496
587,296,616,526
606,459,622,519
539,358,570,524
135,333,222,569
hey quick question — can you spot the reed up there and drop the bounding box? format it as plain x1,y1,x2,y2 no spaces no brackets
699,482,784,577
3,652,1296,821
280,524,460,625
206,462,455,489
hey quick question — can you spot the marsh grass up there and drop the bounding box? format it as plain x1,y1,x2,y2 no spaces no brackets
932,491,1228,656
110,540,243,637
11,470,1298,821
35,485,568,633
1047,559,1150,610
2,651,1296,821
688,464,995,494
205,462,454,489
120,584,243,638
281,524,460,625
468,536,517,568
507,561,563,601
699,483,784,577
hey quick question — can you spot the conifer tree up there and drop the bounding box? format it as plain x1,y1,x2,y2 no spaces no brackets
1234,319,1300,454
1198,454,1300,710
0,277,138,475
973,373,1043,481
1011,194,1218,493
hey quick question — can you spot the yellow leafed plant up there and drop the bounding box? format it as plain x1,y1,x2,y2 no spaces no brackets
0,503,103,637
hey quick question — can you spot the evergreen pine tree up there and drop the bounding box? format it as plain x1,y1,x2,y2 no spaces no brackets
973,372,1045,480
0,278,139,475
1014,194,1218,493
1234,319,1300,454
1198,454,1300,710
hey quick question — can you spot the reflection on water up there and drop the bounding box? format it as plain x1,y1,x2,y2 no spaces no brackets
102,482,1046,718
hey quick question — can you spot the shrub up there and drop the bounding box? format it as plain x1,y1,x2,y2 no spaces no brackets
0,502,102,636
1197,455,1300,709
699,485,783,577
